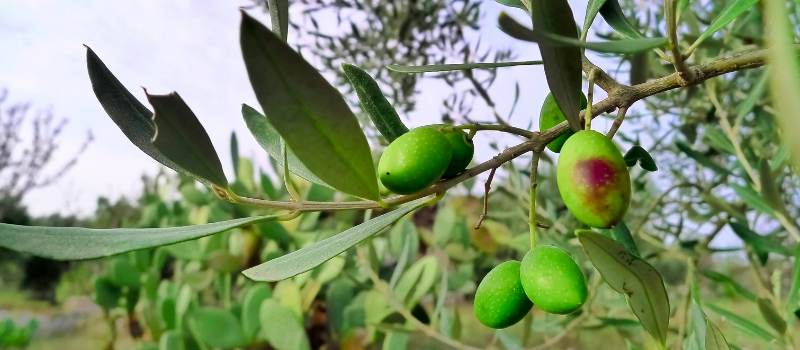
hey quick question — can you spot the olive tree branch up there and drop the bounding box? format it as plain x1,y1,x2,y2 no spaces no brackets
226,46,798,214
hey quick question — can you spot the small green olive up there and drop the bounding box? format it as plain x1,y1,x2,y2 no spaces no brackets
378,127,453,194
557,130,631,228
539,92,588,153
520,246,587,315
474,261,533,329
421,125,474,178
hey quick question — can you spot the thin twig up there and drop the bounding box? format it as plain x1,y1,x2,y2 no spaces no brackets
529,152,540,248
606,107,628,139
475,167,498,229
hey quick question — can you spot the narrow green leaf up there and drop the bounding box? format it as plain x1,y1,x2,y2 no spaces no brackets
85,47,210,187
599,0,644,39
684,302,706,350
765,0,800,168
582,0,609,40
0,215,278,260
394,256,438,309
757,297,787,334
676,141,732,175
732,184,774,216
244,199,429,281
382,331,409,350
237,157,256,193
433,207,457,246
703,128,736,155
240,12,379,201
188,308,248,349
495,0,528,11
577,230,670,346
623,146,658,172
786,245,800,315
260,299,311,350
342,63,409,142
387,61,544,74
231,132,240,176
759,158,786,214
389,225,414,289
592,221,640,257
690,0,759,50
111,256,141,288
699,270,757,302
700,192,746,222
705,303,776,342
705,319,732,350
630,52,649,85
146,92,228,187
267,0,289,42
504,8,582,132
734,74,768,128
241,104,332,189
729,221,794,256
676,0,691,25
500,12,666,54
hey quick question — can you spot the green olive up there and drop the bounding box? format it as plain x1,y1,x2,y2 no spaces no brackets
474,261,533,329
539,92,588,153
378,127,452,194
520,246,587,315
421,125,474,178
557,130,631,228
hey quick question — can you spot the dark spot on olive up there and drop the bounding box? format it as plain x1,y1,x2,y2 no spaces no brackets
386,172,390,175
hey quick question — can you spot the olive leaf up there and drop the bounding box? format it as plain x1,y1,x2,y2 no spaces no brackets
387,60,543,73
241,104,333,189
342,63,409,143
507,5,583,132
676,0,691,25
676,141,733,175
599,0,644,39
582,0,609,40
705,303,777,342
699,269,756,302
623,146,658,172
231,131,240,176
495,0,528,11
734,74,768,128
732,184,773,217
592,221,640,257
630,52,649,85
268,0,289,41
243,198,430,282
703,128,736,155
705,319,732,350
85,46,211,187
240,11,380,201
757,297,787,335
0,215,278,260
500,14,667,54
394,256,438,309
146,91,229,187
729,221,795,256
577,230,670,346
758,158,787,215
700,192,746,222
684,302,707,350
689,0,760,52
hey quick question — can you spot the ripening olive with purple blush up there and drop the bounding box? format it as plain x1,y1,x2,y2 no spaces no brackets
557,130,631,229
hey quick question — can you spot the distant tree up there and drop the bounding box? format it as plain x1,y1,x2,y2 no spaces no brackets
0,89,93,219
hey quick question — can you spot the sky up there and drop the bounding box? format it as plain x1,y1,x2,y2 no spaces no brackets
1,0,606,216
